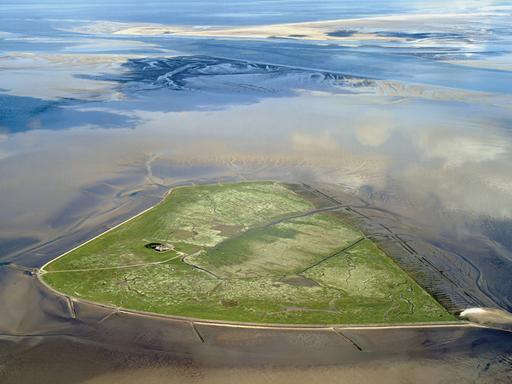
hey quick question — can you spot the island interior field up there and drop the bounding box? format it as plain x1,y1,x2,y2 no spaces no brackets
41,181,454,324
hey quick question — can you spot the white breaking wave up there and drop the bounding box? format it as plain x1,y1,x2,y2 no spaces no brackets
460,307,512,330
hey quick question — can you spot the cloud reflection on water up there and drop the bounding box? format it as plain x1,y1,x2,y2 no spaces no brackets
1,2,512,381
0,0,512,317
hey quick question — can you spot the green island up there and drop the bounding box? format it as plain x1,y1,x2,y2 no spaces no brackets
41,181,455,324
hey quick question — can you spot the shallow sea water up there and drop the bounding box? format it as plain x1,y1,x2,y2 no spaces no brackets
1,1,512,382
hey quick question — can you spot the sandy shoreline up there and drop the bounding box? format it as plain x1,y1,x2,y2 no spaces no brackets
68,12,489,42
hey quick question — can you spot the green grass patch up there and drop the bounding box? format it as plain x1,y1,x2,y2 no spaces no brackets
189,213,362,278
42,181,455,324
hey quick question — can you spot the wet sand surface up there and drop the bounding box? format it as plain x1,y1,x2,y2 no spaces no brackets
1,0,512,382
1,335,510,384
1,264,511,383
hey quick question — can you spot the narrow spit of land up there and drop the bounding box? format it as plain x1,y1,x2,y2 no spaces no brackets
41,181,455,324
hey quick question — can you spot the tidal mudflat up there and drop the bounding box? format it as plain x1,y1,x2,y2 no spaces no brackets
1,0,512,383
